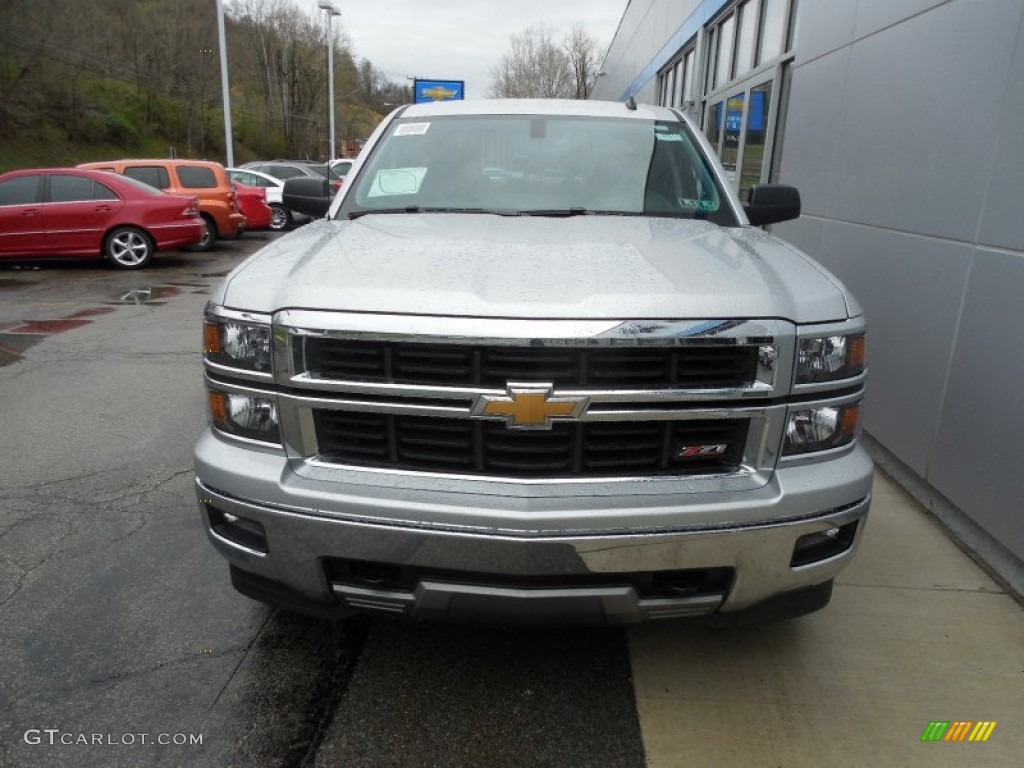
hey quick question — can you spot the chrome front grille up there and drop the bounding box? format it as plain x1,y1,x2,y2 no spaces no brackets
312,411,750,479
302,338,760,389
274,313,793,487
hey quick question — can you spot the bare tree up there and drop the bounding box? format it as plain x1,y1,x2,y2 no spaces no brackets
564,23,603,100
488,25,574,98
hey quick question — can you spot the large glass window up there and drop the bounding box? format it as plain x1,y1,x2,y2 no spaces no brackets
659,44,697,108
739,80,773,195
682,50,695,103
672,60,684,106
735,0,760,77
758,0,787,63
720,93,745,185
341,115,737,225
715,15,736,88
699,0,794,195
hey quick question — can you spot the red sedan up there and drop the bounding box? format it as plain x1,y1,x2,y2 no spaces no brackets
232,182,273,230
0,168,205,269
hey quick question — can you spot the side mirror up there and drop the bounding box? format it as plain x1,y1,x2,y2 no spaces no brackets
282,177,333,218
743,184,801,226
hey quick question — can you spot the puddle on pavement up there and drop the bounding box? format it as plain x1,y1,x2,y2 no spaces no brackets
7,319,93,334
67,307,116,319
0,306,116,367
112,285,182,304
193,269,231,278
0,316,100,367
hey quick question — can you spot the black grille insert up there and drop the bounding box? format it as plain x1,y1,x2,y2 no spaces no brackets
302,339,759,389
313,411,750,478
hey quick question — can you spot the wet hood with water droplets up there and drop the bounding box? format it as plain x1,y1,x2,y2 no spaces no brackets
217,214,855,323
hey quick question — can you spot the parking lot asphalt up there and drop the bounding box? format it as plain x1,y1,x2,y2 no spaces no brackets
2,235,1021,768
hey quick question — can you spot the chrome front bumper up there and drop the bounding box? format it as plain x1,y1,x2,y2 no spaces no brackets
194,430,873,624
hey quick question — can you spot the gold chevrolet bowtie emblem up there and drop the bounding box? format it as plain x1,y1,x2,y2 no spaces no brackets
422,86,458,100
472,384,589,430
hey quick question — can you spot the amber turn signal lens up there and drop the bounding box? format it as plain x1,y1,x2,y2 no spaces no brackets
848,334,867,371
840,404,861,438
204,321,222,356
208,391,229,425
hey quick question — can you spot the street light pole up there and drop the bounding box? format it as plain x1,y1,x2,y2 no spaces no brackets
317,0,341,160
215,0,234,167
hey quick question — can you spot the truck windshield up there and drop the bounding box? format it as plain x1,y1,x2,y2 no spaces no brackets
339,114,737,225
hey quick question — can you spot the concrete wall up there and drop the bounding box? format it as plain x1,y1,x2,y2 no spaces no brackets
774,0,1024,562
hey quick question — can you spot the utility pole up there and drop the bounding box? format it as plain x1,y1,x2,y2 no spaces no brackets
318,1,341,160
216,0,234,167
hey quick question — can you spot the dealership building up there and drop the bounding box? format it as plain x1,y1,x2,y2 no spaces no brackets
592,0,1024,587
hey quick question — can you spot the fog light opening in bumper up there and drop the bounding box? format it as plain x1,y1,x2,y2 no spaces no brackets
790,520,858,568
207,504,268,554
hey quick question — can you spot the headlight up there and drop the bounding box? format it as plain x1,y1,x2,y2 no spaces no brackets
204,315,272,373
796,334,865,384
208,390,281,444
783,403,860,455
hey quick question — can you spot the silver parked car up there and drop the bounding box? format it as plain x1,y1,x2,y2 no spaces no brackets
196,99,871,625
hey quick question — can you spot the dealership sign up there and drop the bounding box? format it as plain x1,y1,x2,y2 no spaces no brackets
414,79,465,103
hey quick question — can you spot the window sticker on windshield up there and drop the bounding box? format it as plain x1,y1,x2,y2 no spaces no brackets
697,199,719,212
654,133,684,142
394,122,430,137
679,198,699,208
366,167,428,198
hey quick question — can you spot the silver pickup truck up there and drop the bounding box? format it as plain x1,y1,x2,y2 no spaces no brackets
195,99,871,625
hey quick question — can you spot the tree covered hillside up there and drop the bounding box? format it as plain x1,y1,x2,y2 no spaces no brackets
0,0,408,171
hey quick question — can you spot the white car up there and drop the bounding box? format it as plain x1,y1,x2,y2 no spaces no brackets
329,158,354,179
225,168,310,231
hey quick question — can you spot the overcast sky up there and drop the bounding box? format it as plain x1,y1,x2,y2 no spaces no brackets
296,0,628,99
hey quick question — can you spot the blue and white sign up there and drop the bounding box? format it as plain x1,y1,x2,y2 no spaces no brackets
414,79,465,103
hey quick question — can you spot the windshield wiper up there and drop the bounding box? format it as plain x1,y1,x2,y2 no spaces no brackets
348,206,422,219
517,208,594,217
349,206,515,219
517,208,641,218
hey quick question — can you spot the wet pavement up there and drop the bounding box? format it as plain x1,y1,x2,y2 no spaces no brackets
0,233,645,767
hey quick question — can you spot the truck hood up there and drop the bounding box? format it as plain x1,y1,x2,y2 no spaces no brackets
219,214,853,323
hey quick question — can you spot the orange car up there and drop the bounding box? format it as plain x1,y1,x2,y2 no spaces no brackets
77,159,245,251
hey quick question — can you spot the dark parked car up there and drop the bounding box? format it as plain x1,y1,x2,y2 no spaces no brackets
0,168,205,268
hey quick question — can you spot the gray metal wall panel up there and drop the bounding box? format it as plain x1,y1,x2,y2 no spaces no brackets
593,0,1024,569
591,0,707,102
772,217,824,260
929,248,1024,560
813,221,973,476
775,48,851,217
826,0,1020,241
978,7,1024,251
853,0,952,38
792,0,858,63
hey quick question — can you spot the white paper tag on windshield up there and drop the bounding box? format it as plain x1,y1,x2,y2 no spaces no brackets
394,122,430,137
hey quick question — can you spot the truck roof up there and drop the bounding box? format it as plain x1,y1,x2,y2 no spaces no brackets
397,98,676,122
